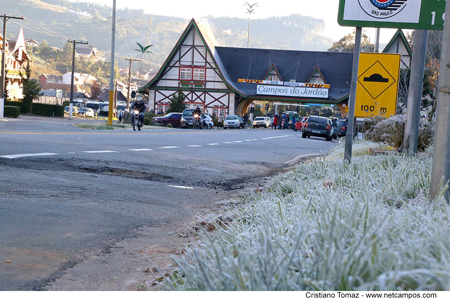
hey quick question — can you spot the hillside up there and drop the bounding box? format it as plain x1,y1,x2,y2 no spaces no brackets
3,0,334,75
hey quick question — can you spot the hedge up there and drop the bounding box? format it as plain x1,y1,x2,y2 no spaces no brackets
5,101,64,117
4,106,20,118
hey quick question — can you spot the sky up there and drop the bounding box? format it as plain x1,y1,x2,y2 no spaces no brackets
69,0,399,45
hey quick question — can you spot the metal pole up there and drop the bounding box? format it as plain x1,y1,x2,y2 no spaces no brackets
108,0,116,126
69,40,75,120
374,28,380,53
344,27,362,163
403,30,428,154
125,57,140,110
431,0,450,202
0,14,24,119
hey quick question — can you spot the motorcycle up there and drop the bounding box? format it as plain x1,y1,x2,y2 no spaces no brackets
132,109,144,131
193,113,203,129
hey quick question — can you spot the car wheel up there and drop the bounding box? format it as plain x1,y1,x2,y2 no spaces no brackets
302,132,306,138
162,121,167,127
295,128,297,132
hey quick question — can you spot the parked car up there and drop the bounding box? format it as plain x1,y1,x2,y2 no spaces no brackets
302,115,334,141
152,112,183,127
78,107,95,118
64,106,78,114
223,115,241,129
252,116,270,128
336,118,348,137
180,108,196,128
202,114,214,129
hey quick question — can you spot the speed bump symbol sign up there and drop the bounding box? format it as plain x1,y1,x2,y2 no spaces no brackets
355,53,401,118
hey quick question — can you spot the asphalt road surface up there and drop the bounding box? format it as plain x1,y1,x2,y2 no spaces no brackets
0,116,339,290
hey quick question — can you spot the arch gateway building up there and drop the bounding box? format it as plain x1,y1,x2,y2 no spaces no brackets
140,19,355,117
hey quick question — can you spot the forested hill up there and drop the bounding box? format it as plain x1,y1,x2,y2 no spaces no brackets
3,0,333,68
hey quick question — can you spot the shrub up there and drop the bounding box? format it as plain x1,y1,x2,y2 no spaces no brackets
364,115,434,151
143,111,155,125
4,106,20,118
166,123,173,128
213,117,223,127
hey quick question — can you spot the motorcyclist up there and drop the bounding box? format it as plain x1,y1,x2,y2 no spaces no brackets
193,105,202,128
131,95,146,124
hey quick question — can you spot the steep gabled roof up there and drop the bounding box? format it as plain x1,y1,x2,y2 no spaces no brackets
264,63,282,81
140,19,242,96
382,29,412,57
10,27,31,62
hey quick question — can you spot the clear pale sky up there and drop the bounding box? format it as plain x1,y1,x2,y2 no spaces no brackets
70,0,399,44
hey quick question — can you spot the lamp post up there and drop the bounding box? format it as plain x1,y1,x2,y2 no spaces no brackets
244,2,257,48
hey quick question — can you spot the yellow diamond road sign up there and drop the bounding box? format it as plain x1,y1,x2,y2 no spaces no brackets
355,53,400,118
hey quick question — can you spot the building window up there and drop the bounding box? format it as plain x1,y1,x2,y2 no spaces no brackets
180,67,192,80
193,68,206,81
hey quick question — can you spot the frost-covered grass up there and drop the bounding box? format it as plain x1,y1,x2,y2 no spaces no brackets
166,141,450,291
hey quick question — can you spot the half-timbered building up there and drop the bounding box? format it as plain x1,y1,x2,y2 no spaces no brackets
140,19,357,116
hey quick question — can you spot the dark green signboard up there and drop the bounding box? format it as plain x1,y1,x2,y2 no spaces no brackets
338,0,446,30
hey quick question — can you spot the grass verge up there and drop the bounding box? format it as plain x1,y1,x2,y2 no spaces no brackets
163,140,450,291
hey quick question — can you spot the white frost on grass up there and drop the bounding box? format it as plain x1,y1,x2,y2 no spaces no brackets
167,142,450,291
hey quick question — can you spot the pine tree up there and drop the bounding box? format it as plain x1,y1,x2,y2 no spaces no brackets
167,90,186,113
20,62,42,113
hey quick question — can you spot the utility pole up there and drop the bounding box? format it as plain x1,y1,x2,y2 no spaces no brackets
125,57,140,110
108,0,117,126
374,28,380,53
0,14,24,119
431,0,450,202
68,39,88,120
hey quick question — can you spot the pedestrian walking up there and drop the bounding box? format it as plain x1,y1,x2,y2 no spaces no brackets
292,116,296,130
273,114,278,129
118,110,123,123
284,114,290,130
243,113,248,129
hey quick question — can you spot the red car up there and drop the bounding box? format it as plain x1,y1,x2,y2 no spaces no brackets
295,117,308,131
152,112,183,127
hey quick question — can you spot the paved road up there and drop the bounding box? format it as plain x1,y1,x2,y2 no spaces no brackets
0,116,338,290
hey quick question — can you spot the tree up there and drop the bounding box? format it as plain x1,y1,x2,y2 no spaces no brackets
328,29,374,53
90,81,101,100
20,62,42,113
135,42,153,89
167,90,186,113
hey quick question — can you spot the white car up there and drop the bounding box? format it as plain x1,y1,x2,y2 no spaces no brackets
78,107,95,118
201,114,214,129
253,116,270,128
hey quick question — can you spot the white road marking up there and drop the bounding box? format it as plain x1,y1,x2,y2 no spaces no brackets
187,145,202,148
233,141,243,143
82,150,118,154
223,142,233,144
252,139,259,141
208,143,220,146
130,149,153,152
0,153,58,159
160,146,180,149
168,185,195,190
244,140,253,142
0,119,9,122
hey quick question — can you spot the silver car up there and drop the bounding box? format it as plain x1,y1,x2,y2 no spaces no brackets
223,115,241,129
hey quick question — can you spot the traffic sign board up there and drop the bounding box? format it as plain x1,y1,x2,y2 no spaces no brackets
338,0,446,30
355,53,400,118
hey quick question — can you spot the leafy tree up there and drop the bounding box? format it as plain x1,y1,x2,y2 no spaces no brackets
167,90,186,113
20,62,43,113
90,81,101,100
328,29,374,53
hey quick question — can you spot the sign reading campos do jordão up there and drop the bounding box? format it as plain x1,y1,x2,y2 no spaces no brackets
355,53,401,118
338,0,446,30
256,85,329,99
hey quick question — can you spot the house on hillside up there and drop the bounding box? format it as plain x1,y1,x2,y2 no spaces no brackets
382,29,412,69
1,27,31,100
39,72,96,95
25,38,40,48
76,46,98,61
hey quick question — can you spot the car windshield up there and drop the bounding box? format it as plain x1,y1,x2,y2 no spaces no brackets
165,113,173,117
308,116,328,124
255,117,264,121
226,116,238,120
183,110,194,116
337,120,347,126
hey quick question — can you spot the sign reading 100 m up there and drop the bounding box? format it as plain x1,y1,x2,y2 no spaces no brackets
338,0,446,30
